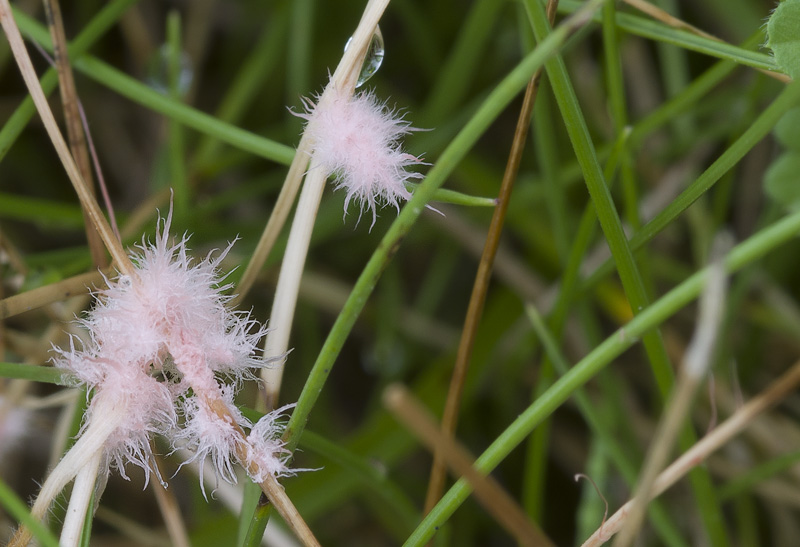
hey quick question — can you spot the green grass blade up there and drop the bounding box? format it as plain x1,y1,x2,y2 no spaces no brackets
0,362,72,385
718,450,800,501
526,1,729,539
526,305,686,547
0,477,60,547
240,493,271,547
192,5,289,169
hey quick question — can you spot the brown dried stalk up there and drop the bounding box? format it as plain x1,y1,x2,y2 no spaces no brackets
423,0,560,518
385,384,553,546
43,0,108,268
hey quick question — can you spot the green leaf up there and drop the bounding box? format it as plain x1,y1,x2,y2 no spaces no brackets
775,107,800,150
767,0,800,79
765,153,800,209
0,478,59,547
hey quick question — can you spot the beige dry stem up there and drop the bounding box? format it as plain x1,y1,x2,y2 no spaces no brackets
150,450,191,547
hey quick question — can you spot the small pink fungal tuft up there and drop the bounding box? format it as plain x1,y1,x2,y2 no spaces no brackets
296,86,426,226
245,404,298,483
176,386,250,496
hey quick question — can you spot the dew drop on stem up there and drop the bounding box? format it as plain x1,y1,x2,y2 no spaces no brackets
344,26,384,88
146,44,194,97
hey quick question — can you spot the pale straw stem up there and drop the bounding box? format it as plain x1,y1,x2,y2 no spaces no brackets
261,159,327,410
0,270,109,320
60,450,103,547
683,234,731,379
233,133,313,305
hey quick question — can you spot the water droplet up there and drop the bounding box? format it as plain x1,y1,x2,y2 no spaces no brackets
344,26,384,88
146,44,194,96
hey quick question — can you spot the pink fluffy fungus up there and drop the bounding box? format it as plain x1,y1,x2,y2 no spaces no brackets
296,86,427,227
51,209,298,488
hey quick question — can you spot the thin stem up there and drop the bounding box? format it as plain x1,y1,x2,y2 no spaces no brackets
76,99,119,240
0,477,59,547
526,0,674,405
260,159,327,410
515,1,563,523
423,0,555,515
167,10,188,219
526,4,734,533
285,0,609,455
584,78,800,293
523,137,629,521
150,452,191,547
0,270,108,319
241,494,271,547
621,0,789,83
525,305,685,546
201,397,320,546
60,451,102,547
614,236,730,546
10,7,296,167
43,0,107,268
232,134,312,304
255,475,317,547
9,392,123,547
0,0,138,164
556,0,786,80
190,4,288,171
